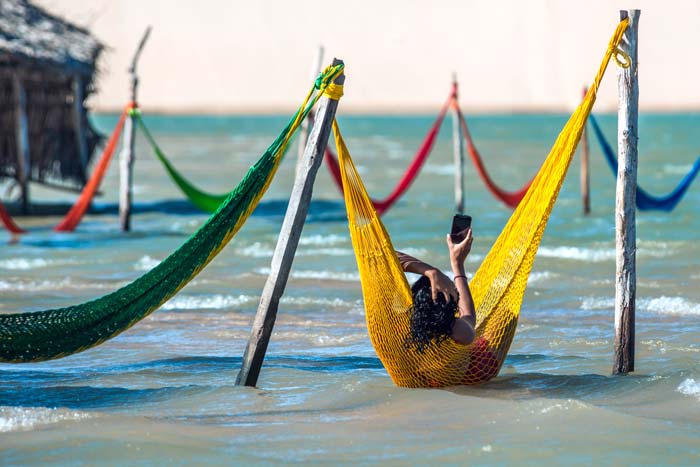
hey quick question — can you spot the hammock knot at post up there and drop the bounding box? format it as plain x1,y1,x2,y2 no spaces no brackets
323,83,344,101
613,47,631,69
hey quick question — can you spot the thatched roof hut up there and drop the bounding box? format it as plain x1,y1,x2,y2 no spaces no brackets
0,0,103,211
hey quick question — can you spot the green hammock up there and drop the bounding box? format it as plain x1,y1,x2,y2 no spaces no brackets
136,115,228,212
0,64,344,363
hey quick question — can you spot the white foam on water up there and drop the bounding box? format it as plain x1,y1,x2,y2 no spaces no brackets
299,234,348,246
0,278,119,292
581,295,700,317
639,296,700,316
538,399,590,414
134,255,162,271
255,268,360,282
0,406,92,432
537,246,615,262
298,248,353,257
0,258,77,270
160,294,355,311
280,296,355,309
162,294,256,310
677,378,700,400
581,297,615,310
528,271,556,285
235,243,275,258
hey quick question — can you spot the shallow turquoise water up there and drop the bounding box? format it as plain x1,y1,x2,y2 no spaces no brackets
1,110,700,465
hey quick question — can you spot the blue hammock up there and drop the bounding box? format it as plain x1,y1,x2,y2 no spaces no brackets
588,114,700,211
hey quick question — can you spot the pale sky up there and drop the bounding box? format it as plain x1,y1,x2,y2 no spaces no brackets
35,0,700,113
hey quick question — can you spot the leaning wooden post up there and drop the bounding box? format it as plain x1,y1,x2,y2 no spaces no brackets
613,9,640,375
12,75,30,214
72,76,90,181
296,45,325,176
451,74,465,214
119,26,151,232
237,59,345,387
580,86,591,215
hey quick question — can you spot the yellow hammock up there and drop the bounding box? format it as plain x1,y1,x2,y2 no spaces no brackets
334,19,630,387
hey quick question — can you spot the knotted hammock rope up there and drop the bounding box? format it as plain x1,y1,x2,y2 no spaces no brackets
336,21,629,387
0,63,345,363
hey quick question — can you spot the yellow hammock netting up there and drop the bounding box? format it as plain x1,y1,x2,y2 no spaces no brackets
334,19,629,387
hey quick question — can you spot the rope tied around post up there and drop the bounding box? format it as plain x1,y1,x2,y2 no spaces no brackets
323,83,344,100
613,47,631,69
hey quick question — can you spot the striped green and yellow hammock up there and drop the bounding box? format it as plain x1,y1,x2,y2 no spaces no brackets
335,21,628,387
0,64,345,363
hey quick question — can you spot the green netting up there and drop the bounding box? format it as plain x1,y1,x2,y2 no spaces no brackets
0,64,345,363
136,115,229,212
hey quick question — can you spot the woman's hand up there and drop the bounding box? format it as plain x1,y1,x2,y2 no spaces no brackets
424,269,459,303
446,227,473,269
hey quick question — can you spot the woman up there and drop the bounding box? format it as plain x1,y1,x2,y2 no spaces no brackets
396,227,476,352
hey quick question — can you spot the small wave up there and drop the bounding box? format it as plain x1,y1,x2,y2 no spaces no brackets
299,234,348,246
235,243,274,258
0,406,92,433
0,258,77,270
298,247,353,257
581,297,615,310
134,255,162,271
678,378,700,400
255,268,360,281
281,296,356,309
639,296,700,316
162,294,256,310
537,246,615,262
528,271,556,285
0,278,119,292
581,296,700,316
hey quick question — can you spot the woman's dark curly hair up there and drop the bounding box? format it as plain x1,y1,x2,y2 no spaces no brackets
404,275,458,353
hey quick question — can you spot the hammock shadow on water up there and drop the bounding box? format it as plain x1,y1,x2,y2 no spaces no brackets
0,355,384,410
447,356,655,404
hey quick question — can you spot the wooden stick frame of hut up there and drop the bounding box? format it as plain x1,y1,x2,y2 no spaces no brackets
0,0,103,214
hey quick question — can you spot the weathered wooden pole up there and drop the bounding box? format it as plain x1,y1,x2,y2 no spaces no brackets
119,26,151,231
72,76,90,181
451,74,465,214
613,9,640,375
237,59,345,387
12,75,30,214
296,45,325,176
580,86,591,215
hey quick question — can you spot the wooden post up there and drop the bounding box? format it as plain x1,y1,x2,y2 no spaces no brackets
613,9,640,375
451,74,465,214
237,59,345,387
119,26,151,231
581,86,591,215
296,45,324,176
12,75,30,214
72,76,89,182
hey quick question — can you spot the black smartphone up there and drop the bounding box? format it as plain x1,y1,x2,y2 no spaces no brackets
450,214,472,243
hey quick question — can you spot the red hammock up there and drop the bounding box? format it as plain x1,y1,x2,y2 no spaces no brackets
456,105,533,209
324,94,452,215
0,104,129,234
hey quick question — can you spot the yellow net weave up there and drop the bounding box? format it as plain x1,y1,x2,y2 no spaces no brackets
334,20,629,387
